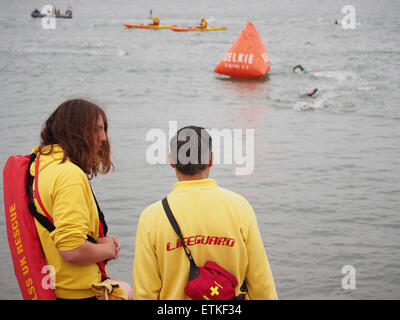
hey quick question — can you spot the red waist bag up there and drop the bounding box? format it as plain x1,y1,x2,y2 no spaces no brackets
184,261,237,300
162,197,241,300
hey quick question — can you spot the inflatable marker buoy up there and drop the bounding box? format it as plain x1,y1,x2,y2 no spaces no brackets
214,22,270,79
300,88,318,97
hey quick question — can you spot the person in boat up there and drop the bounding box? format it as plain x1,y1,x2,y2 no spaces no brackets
33,8,40,14
200,16,207,29
31,99,132,300
133,125,278,299
65,5,72,14
150,15,159,26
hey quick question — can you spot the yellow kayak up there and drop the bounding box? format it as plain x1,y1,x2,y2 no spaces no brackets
171,26,227,32
123,24,176,29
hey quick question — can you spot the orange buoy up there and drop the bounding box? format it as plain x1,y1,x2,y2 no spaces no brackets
214,22,270,79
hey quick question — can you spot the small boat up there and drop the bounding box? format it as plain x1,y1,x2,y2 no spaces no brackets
123,24,176,29
31,9,72,19
171,26,227,32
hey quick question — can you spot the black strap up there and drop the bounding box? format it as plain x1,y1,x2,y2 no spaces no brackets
26,153,56,233
90,186,108,236
162,197,199,280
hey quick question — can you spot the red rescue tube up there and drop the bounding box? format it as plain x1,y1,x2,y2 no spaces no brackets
3,155,56,300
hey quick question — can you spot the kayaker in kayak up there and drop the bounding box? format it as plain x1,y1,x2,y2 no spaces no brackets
150,15,159,26
200,16,207,29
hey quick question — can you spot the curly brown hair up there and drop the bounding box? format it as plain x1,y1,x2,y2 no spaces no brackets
38,99,113,179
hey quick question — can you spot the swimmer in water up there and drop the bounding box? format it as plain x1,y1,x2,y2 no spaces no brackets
293,64,309,74
300,88,318,97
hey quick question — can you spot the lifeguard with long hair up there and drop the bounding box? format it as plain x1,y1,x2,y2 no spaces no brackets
30,99,132,300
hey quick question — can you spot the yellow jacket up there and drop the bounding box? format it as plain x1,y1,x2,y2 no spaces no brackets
133,178,277,300
30,145,102,299
152,16,159,25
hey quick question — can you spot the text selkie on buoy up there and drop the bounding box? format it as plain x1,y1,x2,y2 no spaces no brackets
214,22,270,79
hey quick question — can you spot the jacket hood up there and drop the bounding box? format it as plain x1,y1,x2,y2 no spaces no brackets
30,144,68,176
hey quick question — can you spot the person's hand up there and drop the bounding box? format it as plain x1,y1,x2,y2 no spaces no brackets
110,236,120,261
97,236,120,261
